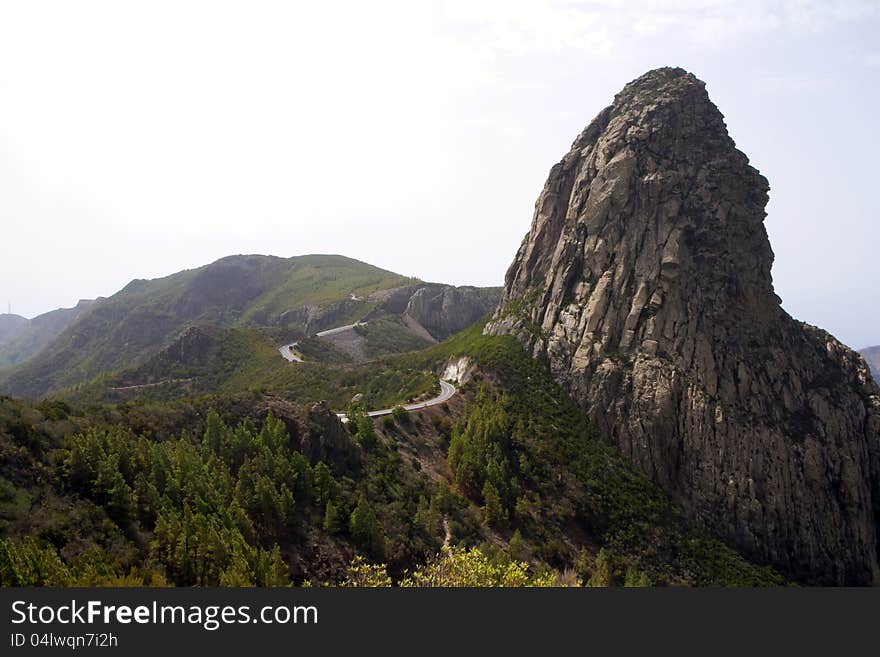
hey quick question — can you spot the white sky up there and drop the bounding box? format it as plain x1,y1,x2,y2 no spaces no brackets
1,0,878,348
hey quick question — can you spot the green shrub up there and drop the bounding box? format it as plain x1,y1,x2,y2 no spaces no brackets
391,405,409,424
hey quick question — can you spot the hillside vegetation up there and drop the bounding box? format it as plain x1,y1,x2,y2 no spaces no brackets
64,325,438,411
1,321,784,587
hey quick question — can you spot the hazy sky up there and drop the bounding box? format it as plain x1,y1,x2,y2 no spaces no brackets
1,1,878,348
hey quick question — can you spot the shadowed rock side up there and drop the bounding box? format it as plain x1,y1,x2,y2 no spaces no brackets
486,67,880,585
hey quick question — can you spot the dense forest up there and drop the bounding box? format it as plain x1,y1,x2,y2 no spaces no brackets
0,323,785,587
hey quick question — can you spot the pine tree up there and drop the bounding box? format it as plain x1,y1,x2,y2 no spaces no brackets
508,529,527,561
312,462,338,505
356,415,377,448
349,495,385,559
323,500,343,534
587,548,615,587
624,567,651,587
481,481,507,528
254,545,290,586
203,409,229,455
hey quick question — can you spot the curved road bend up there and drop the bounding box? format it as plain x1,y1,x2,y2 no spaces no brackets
336,380,456,423
277,321,456,421
279,322,366,363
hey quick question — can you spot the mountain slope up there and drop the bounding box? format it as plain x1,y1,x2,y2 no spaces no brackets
0,301,96,368
0,255,301,397
0,254,499,398
0,314,29,346
861,346,880,384
69,324,439,411
486,68,880,584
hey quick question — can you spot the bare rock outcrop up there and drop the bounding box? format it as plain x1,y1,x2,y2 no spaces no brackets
304,401,361,473
486,68,880,584
404,285,500,340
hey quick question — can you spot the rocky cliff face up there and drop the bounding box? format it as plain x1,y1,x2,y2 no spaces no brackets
404,285,500,340
486,68,880,585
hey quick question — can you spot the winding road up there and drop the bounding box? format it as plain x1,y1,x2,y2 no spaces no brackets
278,322,366,363
335,380,456,422
278,322,456,421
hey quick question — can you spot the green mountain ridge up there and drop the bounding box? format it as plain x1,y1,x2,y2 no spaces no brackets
0,254,500,399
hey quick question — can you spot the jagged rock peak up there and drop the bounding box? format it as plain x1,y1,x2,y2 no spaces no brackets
486,68,880,585
497,66,775,322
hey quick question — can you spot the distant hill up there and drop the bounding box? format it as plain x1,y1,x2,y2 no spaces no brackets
0,254,499,398
860,346,880,383
0,301,96,368
0,314,29,346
